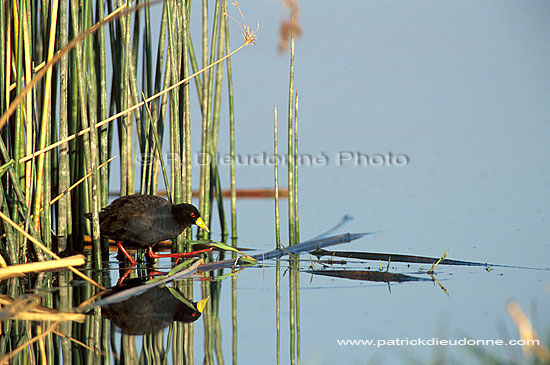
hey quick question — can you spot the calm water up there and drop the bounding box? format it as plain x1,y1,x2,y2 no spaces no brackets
101,237,548,364
1,197,548,364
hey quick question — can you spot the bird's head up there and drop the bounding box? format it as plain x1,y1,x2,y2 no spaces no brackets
173,204,210,232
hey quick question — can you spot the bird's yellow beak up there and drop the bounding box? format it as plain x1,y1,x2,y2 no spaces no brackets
195,217,210,232
197,296,210,313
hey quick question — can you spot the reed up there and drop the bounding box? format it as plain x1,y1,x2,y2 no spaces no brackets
285,1,300,364
231,236,238,365
226,2,237,243
1,0,258,362
293,89,301,365
0,0,253,362
274,103,282,365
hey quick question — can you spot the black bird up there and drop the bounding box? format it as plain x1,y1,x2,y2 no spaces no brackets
85,194,210,264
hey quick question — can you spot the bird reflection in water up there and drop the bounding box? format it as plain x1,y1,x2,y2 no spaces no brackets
101,277,209,335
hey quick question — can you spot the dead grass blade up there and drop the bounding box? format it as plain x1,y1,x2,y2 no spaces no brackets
0,254,85,280
507,300,550,362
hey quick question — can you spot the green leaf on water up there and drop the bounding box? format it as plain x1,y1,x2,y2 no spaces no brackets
166,286,196,311
167,258,197,276
238,256,258,265
145,258,197,284
206,240,257,262
180,238,257,262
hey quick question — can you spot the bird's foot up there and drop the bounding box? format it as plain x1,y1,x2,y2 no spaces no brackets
147,246,212,262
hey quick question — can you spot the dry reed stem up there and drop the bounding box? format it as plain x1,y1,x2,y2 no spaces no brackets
76,290,108,310
0,254,85,280
0,210,105,290
507,300,550,362
37,324,47,365
7,312,85,323
21,0,33,204
52,330,99,354
49,155,117,206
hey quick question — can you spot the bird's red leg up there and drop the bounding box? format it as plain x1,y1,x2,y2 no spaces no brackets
147,269,165,279
116,268,133,287
117,241,138,265
147,246,212,260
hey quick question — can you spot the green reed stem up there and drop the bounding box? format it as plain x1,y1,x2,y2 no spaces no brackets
231,237,238,365
224,1,237,241
202,278,214,364
40,100,52,251
119,0,133,197
198,0,211,238
132,0,141,71
0,181,16,263
212,278,224,365
274,103,281,365
274,106,281,248
152,39,171,196
288,2,297,364
187,26,203,103
181,1,192,208
70,0,102,267
34,0,57,249
166,1,184,256
84,1,102,261
144,99,171,201
22,153,38,261
294,91,301,365
14,4,25,261
210,2,226,236
289,264,296,365
97,0,109,210
143,2,152,97
58,271,73,363
213,166,227,236
0,139,43,263
140,1,153,196
146,0,168,195
287,40,296,248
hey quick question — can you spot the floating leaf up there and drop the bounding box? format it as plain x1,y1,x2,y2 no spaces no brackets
206,240,257,262
429,248,449,274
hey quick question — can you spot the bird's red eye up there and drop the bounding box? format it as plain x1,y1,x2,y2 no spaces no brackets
190,212,196,218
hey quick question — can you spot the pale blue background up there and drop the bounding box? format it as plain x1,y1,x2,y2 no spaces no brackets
109,1,550,363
